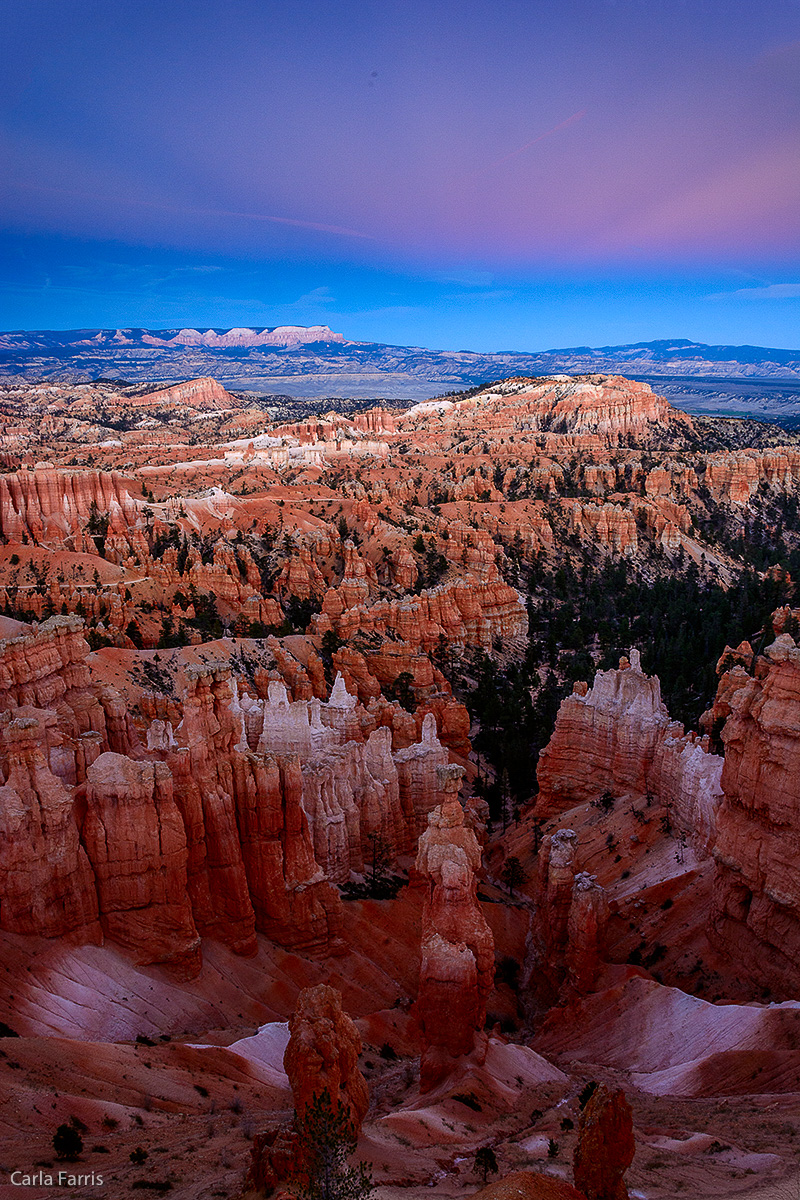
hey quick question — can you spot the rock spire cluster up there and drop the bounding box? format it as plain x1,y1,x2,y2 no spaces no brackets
0,618,461,972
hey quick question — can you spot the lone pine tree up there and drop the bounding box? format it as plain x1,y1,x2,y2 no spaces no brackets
294,1089,373,1200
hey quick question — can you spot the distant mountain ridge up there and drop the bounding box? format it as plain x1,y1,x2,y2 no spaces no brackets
2,327,799,417
0,325,344,351
544,337,800,369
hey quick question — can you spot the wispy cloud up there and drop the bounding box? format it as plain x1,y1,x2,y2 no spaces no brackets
708,282,800,300
440,288,515,302
292,286,337,306
12,182,374,241
170,264,225,274
475,110,587,177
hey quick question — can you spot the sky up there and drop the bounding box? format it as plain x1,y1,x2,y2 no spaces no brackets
1,0,799,351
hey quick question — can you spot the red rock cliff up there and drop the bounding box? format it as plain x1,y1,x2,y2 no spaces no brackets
710,634,800,995
536,649,723,855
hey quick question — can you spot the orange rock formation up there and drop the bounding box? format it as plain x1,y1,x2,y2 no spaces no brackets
0,614,470,971
531,829,608,998
283,983,369,1130
710,633,800,995
415,764,495,1089
537,649,723,854
573,1085,635,1200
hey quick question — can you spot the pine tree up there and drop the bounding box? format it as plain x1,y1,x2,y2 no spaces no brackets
501,855,526,896
295,1090,373,1200
474,1146,498,1184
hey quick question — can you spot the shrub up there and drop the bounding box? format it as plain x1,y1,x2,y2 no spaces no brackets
53,1124,83,1161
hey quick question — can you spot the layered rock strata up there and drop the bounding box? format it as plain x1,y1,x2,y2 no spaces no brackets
0,714,100,940
710,634,800,995
0,467,140,545
81,752,200,972
0,618,461,972
530,830,608,999
536,649,723,854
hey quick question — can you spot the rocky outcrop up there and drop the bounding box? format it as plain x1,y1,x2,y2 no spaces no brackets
0,623,472,965
0,467,141,546
394,713,450,850
283,984,369,1130
415,765,495,1090
710,634,800,995
81,752,200,973
566,872,609,995
703,447,800,505
567,501,638,557
0,714,100,940
536,651,668,810
0,640,345,964
230,673,446,880
246,985,368,1197
0,616,106,733
168,666,258,955
246,1123,303,1198
535,829,579,966
536,649,723,854
530,830,608,998
135,376,235,409
573,1085,635,1200
171,666,344,957
320,575,526,654
699,644,753,751
233,749,343,954
401,376,693,446
300,728,404,881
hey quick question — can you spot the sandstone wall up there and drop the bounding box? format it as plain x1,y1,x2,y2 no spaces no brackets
0,617,463,974
710,635,800,995
536,649,723,854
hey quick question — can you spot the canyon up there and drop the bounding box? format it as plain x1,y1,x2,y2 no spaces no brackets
1,370,800,1199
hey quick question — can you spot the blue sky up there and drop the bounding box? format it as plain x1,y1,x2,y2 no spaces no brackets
2,0,799,350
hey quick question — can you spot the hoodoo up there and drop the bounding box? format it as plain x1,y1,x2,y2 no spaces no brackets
415,764,495,1089
2,368,800,1197
283,983,369,1130
573,1085,635,1200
